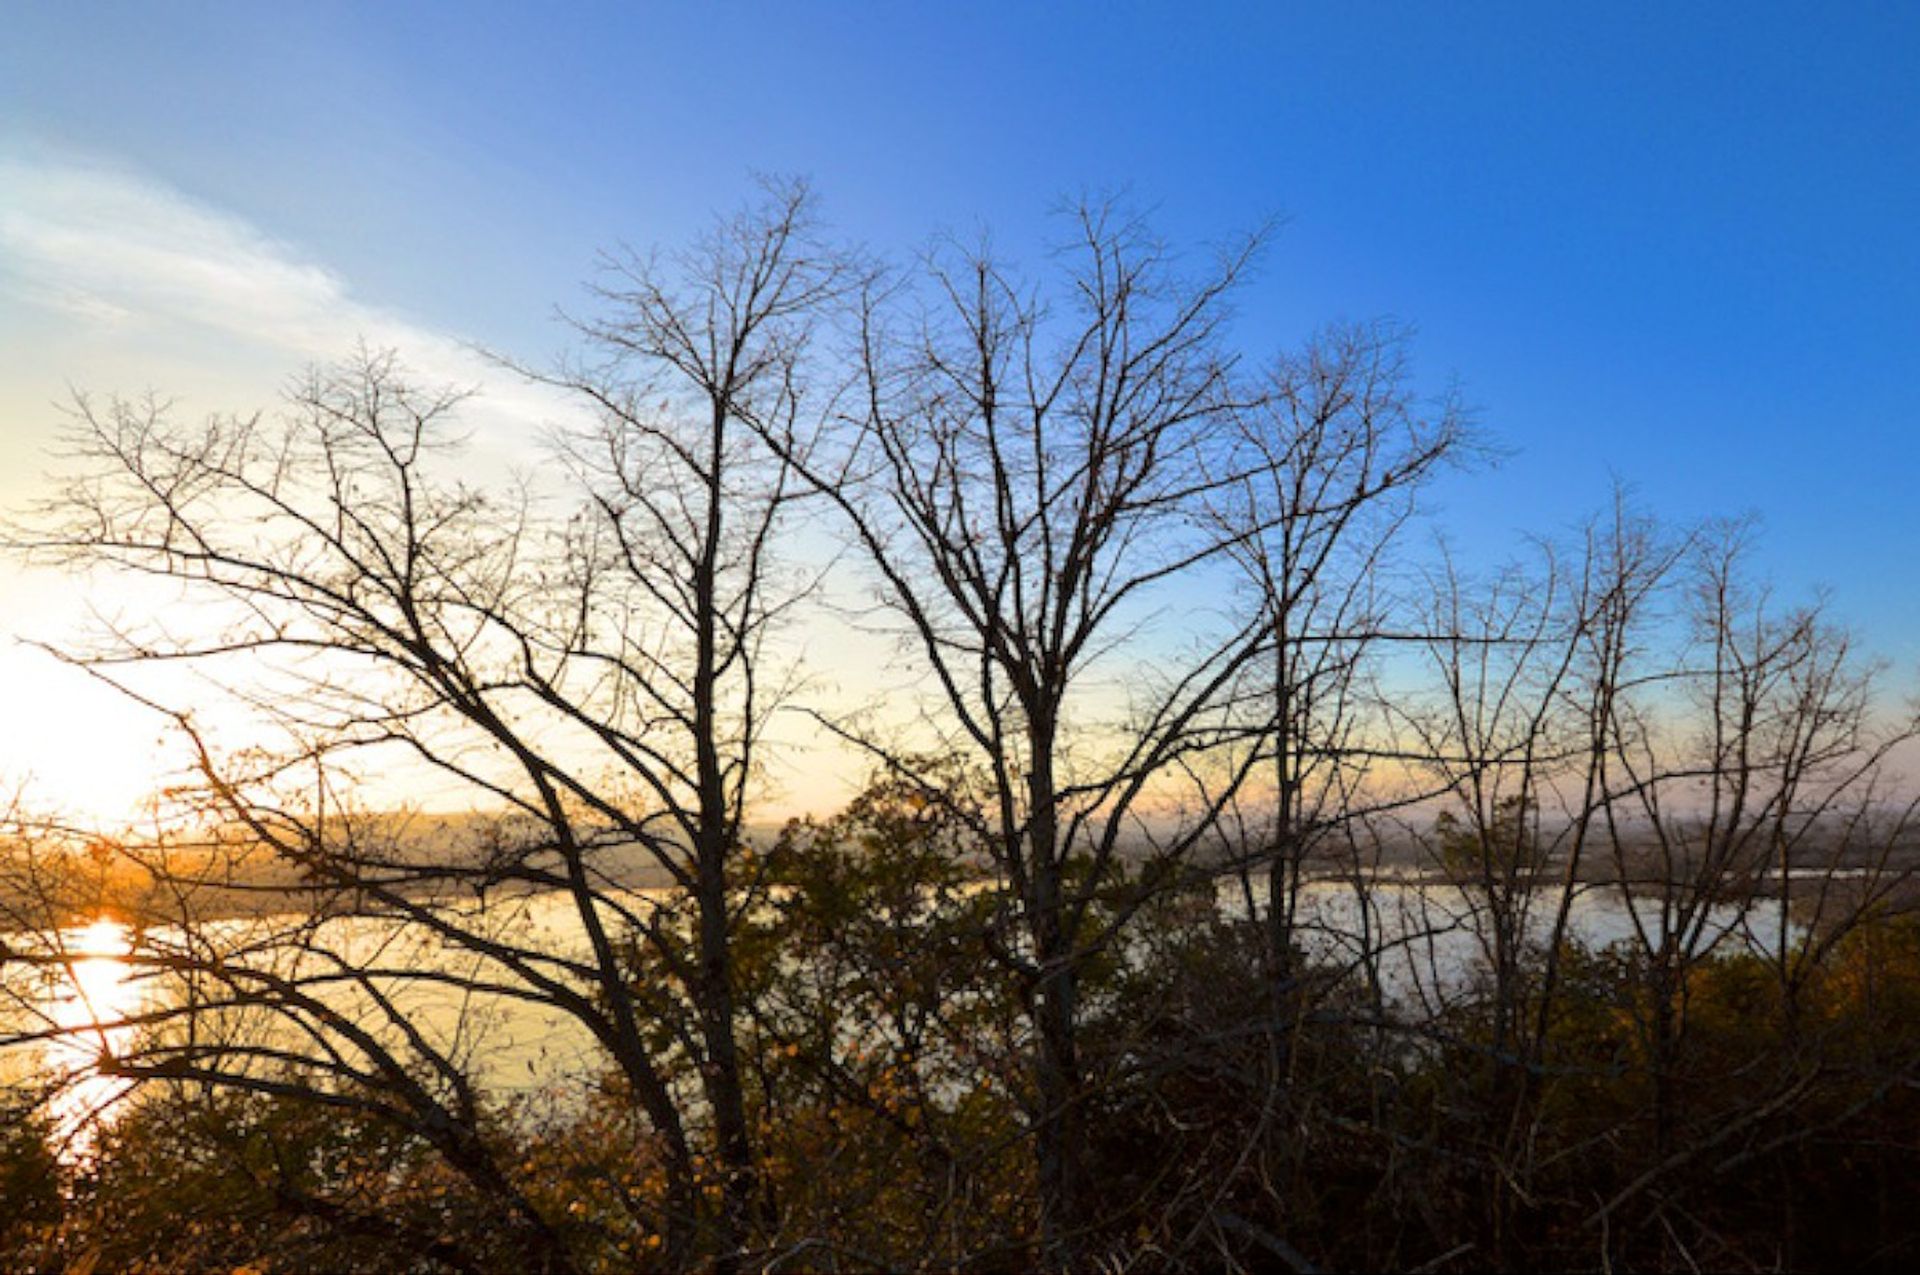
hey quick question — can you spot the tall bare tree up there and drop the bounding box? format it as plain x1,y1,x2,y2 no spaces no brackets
515,177,853,1264
759,204,1287,1265
1212,318,1464,986
1597,521,1916,1164
8,181,847,1272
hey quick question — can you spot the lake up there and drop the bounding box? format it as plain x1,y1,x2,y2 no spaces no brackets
1,876,1794,1161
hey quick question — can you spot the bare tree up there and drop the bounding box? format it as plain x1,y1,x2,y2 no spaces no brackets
1211,318,1463,991
758,203,1287,1265
512,176,854,1265
1396,499,1920,1266
5,181,848,1272
1389,495,1689,1262
1595,522,1917,1166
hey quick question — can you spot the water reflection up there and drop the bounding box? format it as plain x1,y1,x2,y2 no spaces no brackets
46,916,141,1156
10,885,1800,1164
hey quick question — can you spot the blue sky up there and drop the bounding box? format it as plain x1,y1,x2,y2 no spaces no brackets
1,2,1916,812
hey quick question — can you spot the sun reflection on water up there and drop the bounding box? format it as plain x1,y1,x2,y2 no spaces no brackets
47,916,142,1157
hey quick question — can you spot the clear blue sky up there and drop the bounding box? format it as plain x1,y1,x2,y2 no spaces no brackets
0,2,1915,810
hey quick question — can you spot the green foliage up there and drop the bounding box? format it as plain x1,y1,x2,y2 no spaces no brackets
744,774,1034,1259
1433,795,1539,881
27,1087,487,1273
0,1105,60,1271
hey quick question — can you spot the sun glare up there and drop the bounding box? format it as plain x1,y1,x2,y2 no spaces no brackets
47,916,141,1157
70,917,131,959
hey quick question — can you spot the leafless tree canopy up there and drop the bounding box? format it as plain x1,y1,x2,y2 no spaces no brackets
2,188,1916,1275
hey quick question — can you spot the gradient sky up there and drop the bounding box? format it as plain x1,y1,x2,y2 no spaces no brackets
1,2,1916,817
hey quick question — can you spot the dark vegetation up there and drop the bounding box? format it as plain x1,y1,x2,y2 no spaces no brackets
2,184,1917,1272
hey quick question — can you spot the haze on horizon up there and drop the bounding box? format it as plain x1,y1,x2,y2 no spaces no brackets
2,2,1916,822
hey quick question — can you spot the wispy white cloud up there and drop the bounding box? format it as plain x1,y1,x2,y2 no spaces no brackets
0,147,597,818
0,147,576,458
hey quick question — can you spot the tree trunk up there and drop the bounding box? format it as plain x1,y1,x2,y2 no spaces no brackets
697,834,757,1270
694,397,757,1271
1025,713,1088,1270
